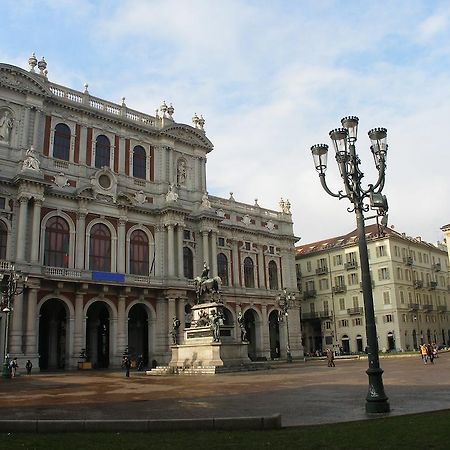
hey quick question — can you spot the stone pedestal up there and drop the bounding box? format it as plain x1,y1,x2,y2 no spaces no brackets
167,302,251,373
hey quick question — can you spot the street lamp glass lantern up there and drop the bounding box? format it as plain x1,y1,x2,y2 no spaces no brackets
341,116,359,141
311,144,329,173
329,128,348,156
368,127,387,156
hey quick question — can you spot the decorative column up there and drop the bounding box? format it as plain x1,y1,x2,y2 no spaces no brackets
177,224,184,278
167,224,175,277
202,230,209,266
210,231,218,277
117,217,127,274
9,292,24,355
73,292,84,362
16,196,29,262
154,225,166,278
22,107,31,148
75,211,86,269
116,295,127,357
232,240,240,287
258,246,266,289
32,108,41,149
25,288,38,357
261,304,270,359
30,198,43,263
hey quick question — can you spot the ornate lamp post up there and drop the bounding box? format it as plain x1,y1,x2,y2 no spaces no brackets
310,116,390,414
277,288,299,363
1,265,27,377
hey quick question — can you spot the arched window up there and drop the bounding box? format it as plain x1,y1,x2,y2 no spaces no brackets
268,260,278,290
44,216,70,268
130,230,149,275
0,221,7,260
95,135,110,168
183,247,194,279
244,257,255,288
133,145,146,179
217,253,229,286
53,123,71,161
89,223,111,271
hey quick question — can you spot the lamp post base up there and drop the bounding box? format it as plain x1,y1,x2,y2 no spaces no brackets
365,367,390,414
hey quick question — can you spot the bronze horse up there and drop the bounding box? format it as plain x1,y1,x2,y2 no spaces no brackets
193,276,222,303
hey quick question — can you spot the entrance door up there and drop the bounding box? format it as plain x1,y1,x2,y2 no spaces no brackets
341,335,350,354
86,302,110,368
128,304,149,367
244,309,257,360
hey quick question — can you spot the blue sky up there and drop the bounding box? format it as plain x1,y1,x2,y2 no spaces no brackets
1,0,449,245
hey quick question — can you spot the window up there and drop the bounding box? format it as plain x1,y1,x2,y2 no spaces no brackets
0,197,5,209
183,247,194,279
383,314,393,323
132,145,146,179
268,260,278,290
335,275,345,287
53,123,71,161
129,230,149,275
95,135,110,168
378,267,390,280
400,291,405,304
376,245,386,257
306,261,312,272
346,251,357,263
353,318,362,326
397,267,403,280
245,242,251,251
269,246,275,254
339,298,345,310
217,253,229,286
325,321,331,329
244,257,255,288
184,230,191,240
383,291,391,305
89,223,111,271
318,257,327,269
44,216,70,268
333,254,343,266
0,221,7,260
323,300,329,314
348,273,359,285
352,296,359,308
339,319,349,327
218,237,225,247
319,278,329,290
394,246,400,257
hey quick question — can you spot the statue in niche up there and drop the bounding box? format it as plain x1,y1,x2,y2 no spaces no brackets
200,192,211,209
177,159,187,186
166,183,179,202
22,146,41,172
0,110,13,142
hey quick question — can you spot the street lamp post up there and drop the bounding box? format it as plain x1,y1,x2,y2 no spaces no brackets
310,116,390,414
277,288,299,363
1,265,27,377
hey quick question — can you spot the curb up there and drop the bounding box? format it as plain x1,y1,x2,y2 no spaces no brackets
0,414,282,433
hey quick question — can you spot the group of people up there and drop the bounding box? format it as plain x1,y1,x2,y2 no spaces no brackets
420,343,438,365
6,358,33,377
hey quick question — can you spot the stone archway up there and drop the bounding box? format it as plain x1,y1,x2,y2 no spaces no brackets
269,310,280,359
244,309,258,360
38,298,69,371
86,302,111,368
128,303,149,367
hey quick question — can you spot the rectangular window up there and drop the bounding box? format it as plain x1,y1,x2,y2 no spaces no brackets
400,291,405,304
383,314,393,323
245,242,251,251
184,230,191,240
348,273,358,285
269,246,275,254
307,261,312,272
339,298,345,310
218,237,225,247
352,296,359,308
335,275,345,286
397,267,403,280
346,251,357,263
333,254,343,266
319,278,329,290
378,267,390,280
339,319,349,327
383,291,391,305
394,246,400,257
325,321,331,329
376,245,386,257
353,318,362,326
0,197,5,210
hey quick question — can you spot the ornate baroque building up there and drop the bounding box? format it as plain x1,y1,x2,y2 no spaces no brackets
0,55,301,370
296,224,450,355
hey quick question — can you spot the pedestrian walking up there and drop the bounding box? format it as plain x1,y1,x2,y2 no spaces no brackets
9,358,18,377
122,356,131,378
326,348,335,367
420,344,428,364
25,359,33,375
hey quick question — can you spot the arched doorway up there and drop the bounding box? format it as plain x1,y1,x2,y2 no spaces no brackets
221,307,233,326
269,310,280,359
244,309,257,360
387,332,395,351
356,334,363,353
128,304,149,367
86,302,110,368
38,298,68,370
341,335,350,354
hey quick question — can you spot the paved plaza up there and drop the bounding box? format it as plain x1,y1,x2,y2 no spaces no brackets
1,353,449,428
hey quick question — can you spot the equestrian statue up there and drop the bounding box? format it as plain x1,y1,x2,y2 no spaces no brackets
193,262,222,303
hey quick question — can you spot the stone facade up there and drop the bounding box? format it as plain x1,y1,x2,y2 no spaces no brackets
296,224,450,355
0,57,302,370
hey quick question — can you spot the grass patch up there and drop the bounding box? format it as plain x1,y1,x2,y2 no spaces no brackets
2,410,450,449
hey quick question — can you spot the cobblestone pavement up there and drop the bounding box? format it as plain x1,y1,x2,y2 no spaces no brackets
1,353,449,427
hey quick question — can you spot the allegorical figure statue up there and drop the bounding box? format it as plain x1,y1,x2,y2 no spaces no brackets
237,311,247,342
171,317,181,344
0,111,13,142
210,310,223,342
22,146,41,172
177,159,187,186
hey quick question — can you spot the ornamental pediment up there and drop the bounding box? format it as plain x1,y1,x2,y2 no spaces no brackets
0,64,51,97
160,124,213,151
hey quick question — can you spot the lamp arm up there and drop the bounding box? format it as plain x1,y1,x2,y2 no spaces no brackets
318,173,344,199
